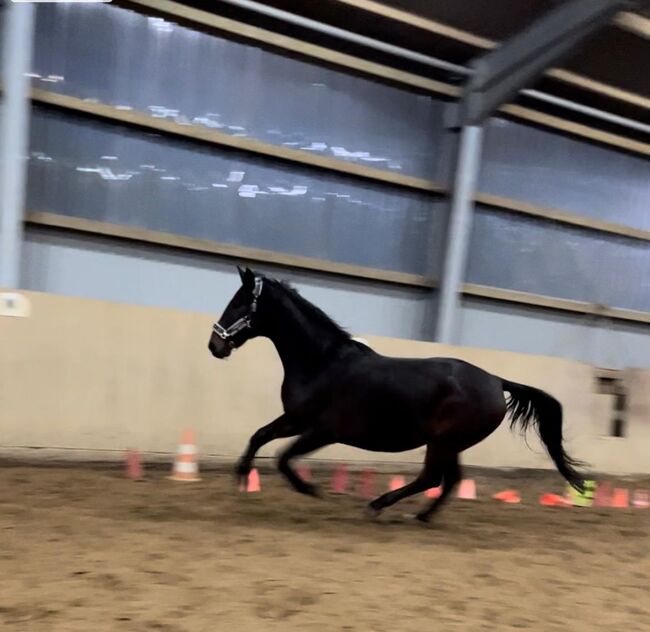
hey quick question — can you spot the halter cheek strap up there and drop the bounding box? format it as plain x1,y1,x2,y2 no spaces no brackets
212,277,263,346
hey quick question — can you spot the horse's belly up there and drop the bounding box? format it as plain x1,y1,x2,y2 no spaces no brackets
341,428,427,453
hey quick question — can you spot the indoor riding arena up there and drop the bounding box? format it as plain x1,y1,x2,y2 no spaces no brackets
1,1,649,631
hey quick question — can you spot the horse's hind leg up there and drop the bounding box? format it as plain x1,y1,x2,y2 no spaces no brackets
416,453,461,523
367,444,442,517
277,428,333,497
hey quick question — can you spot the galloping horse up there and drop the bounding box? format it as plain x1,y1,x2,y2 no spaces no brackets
208,267,583,522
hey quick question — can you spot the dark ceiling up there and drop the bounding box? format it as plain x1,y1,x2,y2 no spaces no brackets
160,0,650,137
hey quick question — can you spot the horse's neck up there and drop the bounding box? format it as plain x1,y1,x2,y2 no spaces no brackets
262,292,343,382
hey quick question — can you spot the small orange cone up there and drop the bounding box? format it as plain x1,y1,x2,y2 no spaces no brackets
611,488,629,508
425,485,441,499
125,449,143,480
457,479,476,500
594,481,612,507
245,468,261,493
493,489,520,504
389,475,406,491
168,429,201,482
632,489,649,509
539,493,569,507
331,464,348,494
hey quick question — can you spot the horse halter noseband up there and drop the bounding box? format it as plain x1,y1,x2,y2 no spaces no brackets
212,276,263,347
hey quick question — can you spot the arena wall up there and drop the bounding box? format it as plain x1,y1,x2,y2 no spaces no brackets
1,290,648,474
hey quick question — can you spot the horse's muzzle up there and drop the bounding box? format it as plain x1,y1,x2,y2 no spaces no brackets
208,339,231,359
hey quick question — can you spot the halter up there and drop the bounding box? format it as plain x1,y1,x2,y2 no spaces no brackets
212,276,263,347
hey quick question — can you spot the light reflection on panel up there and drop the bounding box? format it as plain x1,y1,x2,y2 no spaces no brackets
480,117,650,231
466,207,650,312
27,108,445,276
31,3,447,180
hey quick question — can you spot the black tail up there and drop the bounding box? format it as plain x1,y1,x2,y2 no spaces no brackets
502,379,584,492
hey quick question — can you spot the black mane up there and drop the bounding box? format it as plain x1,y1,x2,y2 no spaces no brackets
269,278,351,342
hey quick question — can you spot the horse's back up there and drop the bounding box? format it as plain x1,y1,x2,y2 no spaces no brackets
346,354,503,403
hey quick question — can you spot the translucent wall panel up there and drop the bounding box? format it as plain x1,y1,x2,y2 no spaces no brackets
467,207,650,312
27,108,445,277
480,117,650,231
31,3,448,180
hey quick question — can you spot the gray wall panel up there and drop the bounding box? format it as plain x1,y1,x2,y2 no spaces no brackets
467,207,650,312
31,3,447,180
460,298,650,370
27,108,446,276
480,117,650,231
21,227,431,340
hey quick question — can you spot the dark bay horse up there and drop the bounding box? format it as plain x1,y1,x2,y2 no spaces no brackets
209,267,584,522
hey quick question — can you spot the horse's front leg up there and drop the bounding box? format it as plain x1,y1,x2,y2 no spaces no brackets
235,413,299,486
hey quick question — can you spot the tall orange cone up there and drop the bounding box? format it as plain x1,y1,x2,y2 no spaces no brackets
125,449,143,480
425,485,441,499
168,429,201,482
246,468,261,493
330,464,348,494
611,488,629,508
457,479,476,500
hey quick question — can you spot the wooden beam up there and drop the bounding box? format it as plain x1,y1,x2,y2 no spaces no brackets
546,69,650,111
332,0,650,111
474,193,650,243
119,0,458,98
25,211,436,289
501,103,650,156
329,0,495,49
462,283,650,325
614,11,650,40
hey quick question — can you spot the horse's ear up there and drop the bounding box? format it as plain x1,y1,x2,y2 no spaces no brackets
237,265,255,290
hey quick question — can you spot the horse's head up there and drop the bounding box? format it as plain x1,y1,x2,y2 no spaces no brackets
208,266,264,359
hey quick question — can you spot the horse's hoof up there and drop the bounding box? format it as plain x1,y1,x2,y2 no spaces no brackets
234,461,252,488
297,483,322,498
415,511,431,524
364,505,382,520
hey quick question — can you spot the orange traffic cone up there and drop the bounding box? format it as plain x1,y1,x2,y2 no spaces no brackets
168,429,201,482
457,479,476,500
594,481,612,507
611,488,629,508
425,485,441,499
492,489,520,504
539,492,569,507
125,449,143,480
245,468,261,493
331,464,348,494
389,475,406,491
